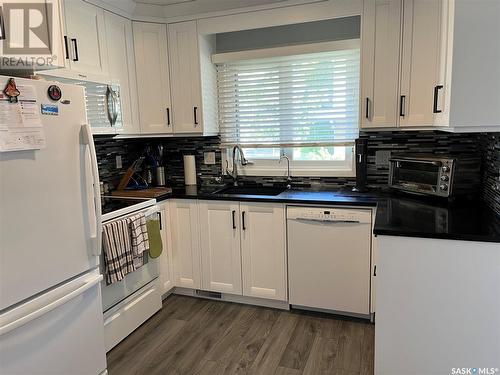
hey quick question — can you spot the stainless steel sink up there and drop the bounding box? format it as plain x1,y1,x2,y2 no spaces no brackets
213,186,287,196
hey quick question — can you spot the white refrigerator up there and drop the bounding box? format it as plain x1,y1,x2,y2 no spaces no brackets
0,76,107,374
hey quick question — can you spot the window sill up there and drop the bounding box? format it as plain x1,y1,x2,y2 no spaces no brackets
235,166,355,178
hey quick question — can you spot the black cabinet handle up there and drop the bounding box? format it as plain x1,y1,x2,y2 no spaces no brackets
193,106,198,125
433,85,443,113
399,95,406,117
0,7,6,40
166,107,171,126
63,36,69,59
232,210,236,229
242,211,246,230
365,97,370,119
374,265,377,277
71,38,79,62
158,212,162,230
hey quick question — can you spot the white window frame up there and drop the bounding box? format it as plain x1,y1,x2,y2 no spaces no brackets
223,145,355,177
215,40,359,178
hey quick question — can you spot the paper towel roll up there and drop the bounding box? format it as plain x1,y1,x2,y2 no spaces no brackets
183,155,197,185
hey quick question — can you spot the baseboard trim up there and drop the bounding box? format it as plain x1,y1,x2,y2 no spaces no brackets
173,287,290,310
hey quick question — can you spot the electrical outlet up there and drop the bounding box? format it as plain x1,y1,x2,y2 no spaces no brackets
116,155,122,169
204,151,216,165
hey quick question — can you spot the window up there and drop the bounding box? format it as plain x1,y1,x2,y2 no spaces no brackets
216,40,360,176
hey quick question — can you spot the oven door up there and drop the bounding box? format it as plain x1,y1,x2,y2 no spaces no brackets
100,206,160,312
389,158,445,196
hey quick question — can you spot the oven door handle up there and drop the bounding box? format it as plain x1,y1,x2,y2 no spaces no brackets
389,158,442,167
103,205,160,225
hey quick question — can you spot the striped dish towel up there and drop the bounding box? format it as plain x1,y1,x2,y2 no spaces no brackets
102,218,136,284
127,213,150,257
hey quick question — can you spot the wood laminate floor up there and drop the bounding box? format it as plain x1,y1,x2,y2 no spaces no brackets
107,295,374,375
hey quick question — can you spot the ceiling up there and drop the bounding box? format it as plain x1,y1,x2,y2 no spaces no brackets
133,0,288,5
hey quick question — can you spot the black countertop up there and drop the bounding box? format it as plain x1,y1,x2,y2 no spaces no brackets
158,185,500,243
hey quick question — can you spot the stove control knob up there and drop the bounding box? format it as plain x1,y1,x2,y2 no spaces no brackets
442,166,450,173
440,184,449,191
441,175,449,181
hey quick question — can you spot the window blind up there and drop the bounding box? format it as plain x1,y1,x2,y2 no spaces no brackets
216,48,360,148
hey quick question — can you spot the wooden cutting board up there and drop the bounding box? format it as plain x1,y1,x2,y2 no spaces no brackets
111,187,172,199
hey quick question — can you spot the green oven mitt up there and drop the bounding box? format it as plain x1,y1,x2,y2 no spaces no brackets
146,219,163,258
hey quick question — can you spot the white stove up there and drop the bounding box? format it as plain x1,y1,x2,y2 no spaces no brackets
100,196,162,352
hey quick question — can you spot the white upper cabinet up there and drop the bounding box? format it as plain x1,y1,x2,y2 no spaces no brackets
240,203,287,301
104,11,140,134
62,0,108,77
362,0,500,132
199,201,242,295
0,0,66,71
170,199,201,289
399,0,442,127
434,0,500,131
362,0,441,129
361,0,401,128
168,21,203,134
133,22,173,134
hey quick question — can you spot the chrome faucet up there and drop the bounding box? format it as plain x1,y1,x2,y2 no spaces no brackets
279,154,292,189
227,145,251,186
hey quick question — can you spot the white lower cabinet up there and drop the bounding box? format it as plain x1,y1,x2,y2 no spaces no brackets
170,199,287,302
158,202,174,295
169,199,201,289
199,201,242,295
240,203,287,301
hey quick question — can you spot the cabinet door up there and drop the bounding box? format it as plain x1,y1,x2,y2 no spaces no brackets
361,0,402,128
240,203,287,301
170,200,201,289
168,21,203,134
159,202,174,294
399,0,442,127
104,11,140,134
199,201,242,295
63,0,108,76
133,22,173,134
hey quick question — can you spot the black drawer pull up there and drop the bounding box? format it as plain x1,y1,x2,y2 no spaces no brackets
365,97,370,119
63,36,69,59
71,38,79,62
157,212,162,230
232,210,236,229
193,106,198,125
399,95,406,117
242,211,246,230
433,85,443,113
166,107,171,126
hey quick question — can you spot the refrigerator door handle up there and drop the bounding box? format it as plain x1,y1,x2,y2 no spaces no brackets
0,273,103,336
81,124,102,256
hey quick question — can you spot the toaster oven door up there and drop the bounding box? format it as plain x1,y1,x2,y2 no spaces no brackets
389,159,446,196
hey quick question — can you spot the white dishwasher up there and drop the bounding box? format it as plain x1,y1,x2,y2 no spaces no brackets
287,206,372,317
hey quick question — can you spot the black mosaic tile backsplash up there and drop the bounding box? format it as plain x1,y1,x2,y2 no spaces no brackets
94,131,500,215
478,133,500,215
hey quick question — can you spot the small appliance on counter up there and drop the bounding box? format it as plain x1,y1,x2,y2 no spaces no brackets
156,145,166,186
388,153,481,198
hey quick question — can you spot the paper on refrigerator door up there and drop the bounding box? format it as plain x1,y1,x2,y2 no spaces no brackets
0,85,46,152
